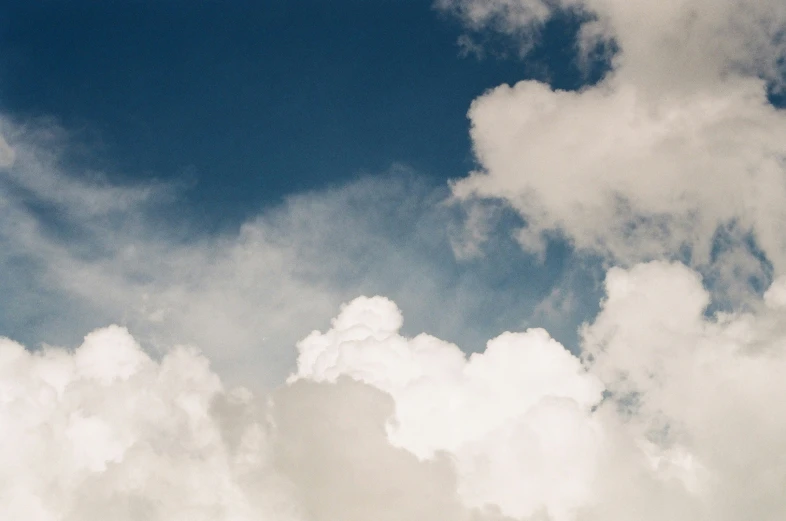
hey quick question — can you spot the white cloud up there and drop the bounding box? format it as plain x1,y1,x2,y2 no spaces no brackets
0,327,279,521
0,324,513,521
6,260,786,520
291,295,604,520
436,0,553,30
442,0,786,282
293,296,603,459
453,75,786,273
580,261,786,520
271,378,474,521
289,262,786,520
438,0,786,89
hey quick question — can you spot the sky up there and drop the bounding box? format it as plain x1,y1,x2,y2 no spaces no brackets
4,0,786,520
0,0,603,373
0,0,598,223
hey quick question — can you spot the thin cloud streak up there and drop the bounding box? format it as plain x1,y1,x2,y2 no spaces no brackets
0,118,574,388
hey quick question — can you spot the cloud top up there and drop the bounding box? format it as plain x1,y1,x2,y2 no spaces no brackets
292,261,786,520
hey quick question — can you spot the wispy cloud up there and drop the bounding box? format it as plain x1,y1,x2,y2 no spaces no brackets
0,119,569,388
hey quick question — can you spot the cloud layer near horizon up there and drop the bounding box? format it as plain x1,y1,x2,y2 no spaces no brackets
5,262,786,519
0,325,471,521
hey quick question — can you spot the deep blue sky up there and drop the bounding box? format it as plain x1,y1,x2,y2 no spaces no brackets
0,0,593,224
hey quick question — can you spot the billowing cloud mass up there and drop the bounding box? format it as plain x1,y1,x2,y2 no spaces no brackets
5,263,786,519
291,262,786,520
0,326,481,521
442,0,786,279
292,296,605,519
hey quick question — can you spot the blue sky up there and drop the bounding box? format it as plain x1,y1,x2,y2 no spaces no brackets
0,0,607,367
0,0,596,224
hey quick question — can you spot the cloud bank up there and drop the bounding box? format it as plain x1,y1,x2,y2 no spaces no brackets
5,262,786,519
0,325,465,521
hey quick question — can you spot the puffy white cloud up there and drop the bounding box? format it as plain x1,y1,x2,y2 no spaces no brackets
271,378,475,521
453,74,786,273
0,325,502,521
454,74,786,270
292,295,604,520
580,261,786,520
443,0,786,281
6,261,786,520
0,326,281,521
6,2,786,519
581,0,786,92
288,261,786,520
293,296,603,456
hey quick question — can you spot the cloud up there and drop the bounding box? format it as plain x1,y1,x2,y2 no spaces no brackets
441,0,786,287
8,261,786,520
291,295,604,519
0,326,282,521
454,78,786,267
438,0,786,88
0,323,514,521
580,261,786,520
271,378,473,521
436,0,555,55
5,2,786,519
0,117,581,389
289,262,786,520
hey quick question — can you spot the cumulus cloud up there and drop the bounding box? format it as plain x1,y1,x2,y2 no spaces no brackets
291,295,605,519
581,262,786,520
289,262,786,520
442,0,786,285
271,378,474,521
8,262,786,520
454,78,786,267
0,323,509,521
0,326,285,521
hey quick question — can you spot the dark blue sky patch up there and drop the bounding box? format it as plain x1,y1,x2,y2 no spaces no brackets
0,0,598,227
